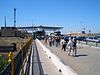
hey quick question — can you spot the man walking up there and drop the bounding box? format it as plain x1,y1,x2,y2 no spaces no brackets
73,38,77,57
67,38,74,56
61,38,66,51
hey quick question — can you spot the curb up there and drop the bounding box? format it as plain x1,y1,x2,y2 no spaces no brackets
36,39,78,75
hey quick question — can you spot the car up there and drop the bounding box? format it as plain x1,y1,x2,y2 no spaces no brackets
76,36,86,41
95,36,100,38
86,36,100,43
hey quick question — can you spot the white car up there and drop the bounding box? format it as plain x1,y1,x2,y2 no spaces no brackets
86,37,100,43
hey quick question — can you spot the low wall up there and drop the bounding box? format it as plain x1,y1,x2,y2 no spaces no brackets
36,39,78,75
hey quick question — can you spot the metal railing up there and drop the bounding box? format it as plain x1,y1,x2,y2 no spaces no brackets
0,37,33,75
79,40,100,47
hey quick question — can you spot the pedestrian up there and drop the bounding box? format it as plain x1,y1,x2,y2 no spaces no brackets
49,36,52,47
73,38,77,57
44,36,48,44
64,36,69,51
56,36,59,47
52,36,55,45
58,36,61,47
67,38,74,56
61,38,66,51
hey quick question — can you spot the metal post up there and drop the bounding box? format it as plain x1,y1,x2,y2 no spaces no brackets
4,16,6,28
11,59,14,75
22,49,24,75
25,42,27,62
8,52,14,75
20,43,24,75
86,40,87,45
96,42,98,47
14,8,16,27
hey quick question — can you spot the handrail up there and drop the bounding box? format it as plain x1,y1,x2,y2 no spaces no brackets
0,37,33,75
78,40,100,47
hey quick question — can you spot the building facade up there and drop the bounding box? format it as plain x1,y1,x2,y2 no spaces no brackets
1,27,21,37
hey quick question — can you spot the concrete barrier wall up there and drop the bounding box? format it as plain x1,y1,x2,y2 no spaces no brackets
36,39,78,75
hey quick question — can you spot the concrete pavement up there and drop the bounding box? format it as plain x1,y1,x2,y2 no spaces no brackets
40,40,100,75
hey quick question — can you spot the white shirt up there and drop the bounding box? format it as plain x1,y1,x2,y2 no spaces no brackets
61,39,66,45
67,40,73,48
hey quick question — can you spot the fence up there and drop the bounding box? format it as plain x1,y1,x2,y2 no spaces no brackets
0,37,33,75
78,40,100,47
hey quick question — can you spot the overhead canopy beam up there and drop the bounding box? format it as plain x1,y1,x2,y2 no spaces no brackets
16,25,63,31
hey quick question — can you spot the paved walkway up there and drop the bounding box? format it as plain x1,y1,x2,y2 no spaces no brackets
40,40,100,75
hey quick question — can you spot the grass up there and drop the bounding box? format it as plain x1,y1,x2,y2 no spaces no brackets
0,54,8,72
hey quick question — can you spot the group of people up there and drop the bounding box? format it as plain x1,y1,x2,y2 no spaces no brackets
44,36,77,57
61,37,77,57
48,36,61,47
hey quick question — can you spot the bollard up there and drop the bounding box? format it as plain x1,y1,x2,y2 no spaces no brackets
96,42,98,47
86,40,88,45
8,52,14,75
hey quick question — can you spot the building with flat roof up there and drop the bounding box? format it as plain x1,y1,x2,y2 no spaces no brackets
1,27,21,37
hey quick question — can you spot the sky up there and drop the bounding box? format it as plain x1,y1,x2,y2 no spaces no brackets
0,0,100,34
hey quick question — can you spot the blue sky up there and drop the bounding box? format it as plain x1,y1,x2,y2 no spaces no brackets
0,0,100,33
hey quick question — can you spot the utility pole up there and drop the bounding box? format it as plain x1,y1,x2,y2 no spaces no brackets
4,16,6,28
80,21,83,32
14,8,16,27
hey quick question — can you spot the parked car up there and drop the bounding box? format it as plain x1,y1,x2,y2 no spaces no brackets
86,36,100,43
76,36,86,41
95,36,100,38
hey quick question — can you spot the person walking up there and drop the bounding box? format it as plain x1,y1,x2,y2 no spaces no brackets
67,38,74,56
64,36,69,51
52,36,55,46
49,36,52,47
44,36,48,44
58,36,61,47
56,36,59,47
73,38,77,57
61,38,66,51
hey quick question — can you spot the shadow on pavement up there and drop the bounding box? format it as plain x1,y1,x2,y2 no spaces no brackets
75,54,88,57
